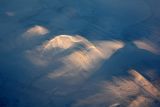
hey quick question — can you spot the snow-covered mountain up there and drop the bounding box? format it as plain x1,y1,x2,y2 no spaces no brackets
0,0,160,107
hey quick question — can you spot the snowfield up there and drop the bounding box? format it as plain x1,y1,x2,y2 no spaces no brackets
0,0,160,107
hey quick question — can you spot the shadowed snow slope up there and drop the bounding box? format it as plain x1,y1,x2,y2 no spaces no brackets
0,0,160,107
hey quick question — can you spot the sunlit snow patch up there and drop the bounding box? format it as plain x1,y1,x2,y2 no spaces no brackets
26,35,124,83
22,25,49,38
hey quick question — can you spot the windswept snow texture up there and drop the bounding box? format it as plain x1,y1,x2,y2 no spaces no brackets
0,0,160,107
